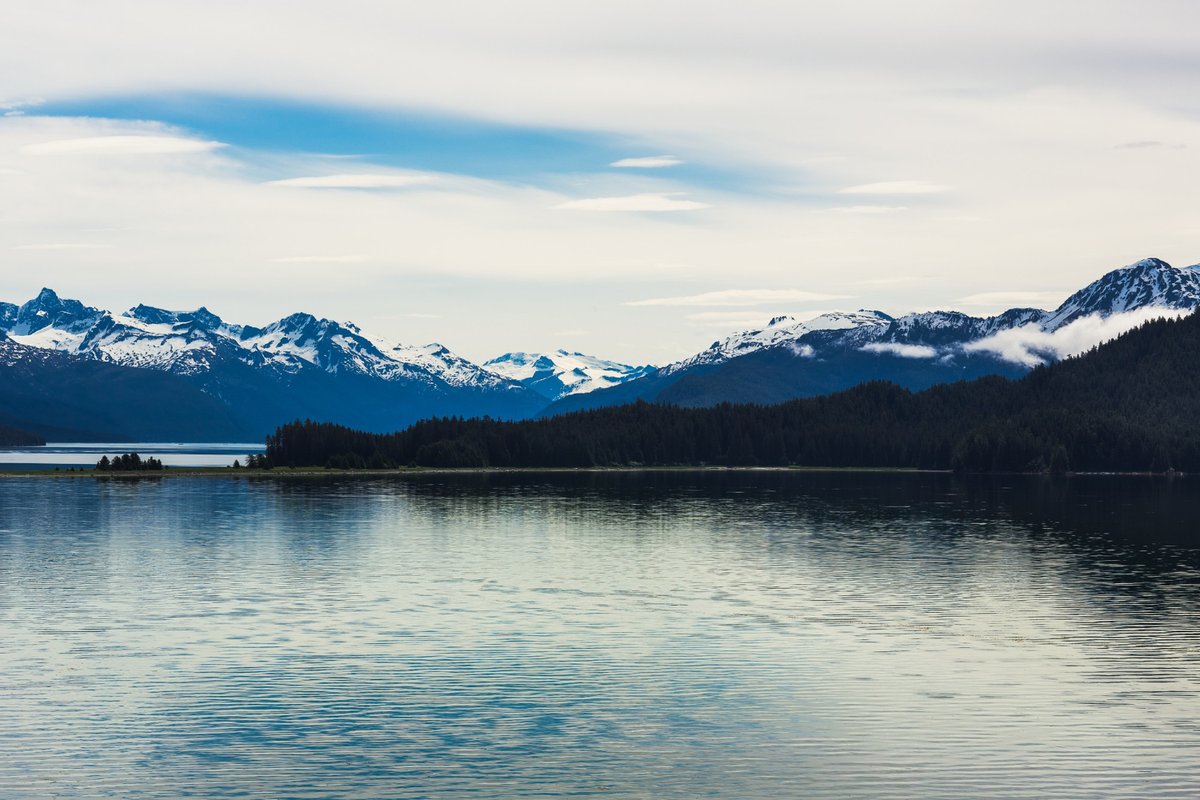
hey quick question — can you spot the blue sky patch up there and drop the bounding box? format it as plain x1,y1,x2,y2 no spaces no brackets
35,93,750,191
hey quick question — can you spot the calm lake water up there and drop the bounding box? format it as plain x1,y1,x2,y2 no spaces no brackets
1,472,1197,799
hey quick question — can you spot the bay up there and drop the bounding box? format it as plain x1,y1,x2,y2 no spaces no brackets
1,472,1197,798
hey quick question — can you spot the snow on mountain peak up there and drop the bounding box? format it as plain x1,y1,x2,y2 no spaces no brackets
665,309,893,374
484,350,656,400
12,288,102,336
6,256,1200,405
0,289,521,390
1041,257,1200,330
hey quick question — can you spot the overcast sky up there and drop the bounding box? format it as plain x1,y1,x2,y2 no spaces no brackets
2,1,1199,363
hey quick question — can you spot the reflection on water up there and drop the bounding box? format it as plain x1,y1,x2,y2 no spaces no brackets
0,473,1197,799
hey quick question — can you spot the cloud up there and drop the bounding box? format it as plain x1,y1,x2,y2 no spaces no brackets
270,254,371,263
827,205,908,214
855,275,925,286
957,290,1066,308
555,193,709,211
367,313,443,322
628,289,846,307
14,242,112,250
267,173,433,189
610,155,683,168
686,314,782,329
838,181,949,195
787,342,815,358
21,135,222,155
1114,140,1186,150
862,342,938,358
685,311,780,322
964,307,1188,367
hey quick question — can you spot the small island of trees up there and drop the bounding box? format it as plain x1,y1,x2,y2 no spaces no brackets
96,453,165,471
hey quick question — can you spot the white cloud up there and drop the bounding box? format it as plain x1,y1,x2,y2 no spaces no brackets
14,242,112,250
610,155,683,168
839,181,949,195
21,135,222,155
1114,140,1186,150
787,342,816,358
957,290,1066,308
855,275,925,286
964,308,1188,367
628,289,846,307
555,193,709,211
685,311,779,322
686,315,780,329
861,342,938,359
827,205,908,214
267,173,433,189
270,254,371,263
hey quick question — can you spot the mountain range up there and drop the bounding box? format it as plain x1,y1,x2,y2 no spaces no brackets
1,256,1197,441
541,257,1200,414
265,304,1200,472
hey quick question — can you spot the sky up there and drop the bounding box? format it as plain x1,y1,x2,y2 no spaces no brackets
1,0,1199,364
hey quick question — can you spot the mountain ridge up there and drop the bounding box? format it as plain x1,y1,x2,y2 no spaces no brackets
542,257,1200,415
4,256,1199,439
265,307,1200,473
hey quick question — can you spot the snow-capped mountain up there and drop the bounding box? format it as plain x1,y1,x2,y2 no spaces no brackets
0,289,545,438
668,257,1200,371
662,310,894,375
5,256,1200,437
1039,257,1200,330
1,290,515,390
484,350,657,401
543,257,1200,415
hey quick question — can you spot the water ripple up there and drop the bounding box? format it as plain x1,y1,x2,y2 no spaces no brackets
1,473,1198,798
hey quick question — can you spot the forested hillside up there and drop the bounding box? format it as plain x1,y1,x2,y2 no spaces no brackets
266,312,1200,473
0,424,44,447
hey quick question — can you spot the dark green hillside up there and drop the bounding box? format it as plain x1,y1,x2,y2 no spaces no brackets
0,424,44,446
0,341,252,442
266,312,1200,473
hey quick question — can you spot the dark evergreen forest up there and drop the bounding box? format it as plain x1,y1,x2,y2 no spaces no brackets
0,424,45,447
265,312,1200,473
95,453,165,471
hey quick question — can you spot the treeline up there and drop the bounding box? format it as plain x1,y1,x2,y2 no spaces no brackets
265,312,1200,473
0,424,45,447
96,453,165,471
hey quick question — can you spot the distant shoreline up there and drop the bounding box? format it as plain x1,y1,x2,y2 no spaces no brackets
0,466,1187,479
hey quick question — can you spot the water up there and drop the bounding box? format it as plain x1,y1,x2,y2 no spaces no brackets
1,472,1197,799
0,442,264,470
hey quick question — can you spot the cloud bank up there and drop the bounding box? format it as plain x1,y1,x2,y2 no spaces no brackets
861,342,939,359
838,181,948,195
555,193,709,211
628,289,846,307
964,307,1188,367
267,173,433,189
610,155,682,168
21,134,222,155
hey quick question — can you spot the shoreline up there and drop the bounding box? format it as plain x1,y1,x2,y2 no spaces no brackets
0,465,1187,479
